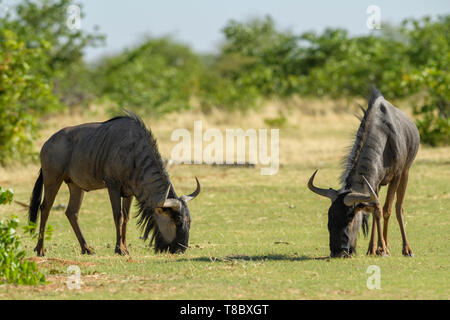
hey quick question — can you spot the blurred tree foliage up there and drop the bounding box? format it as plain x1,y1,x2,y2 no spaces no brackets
0,0,103,163
0,0,448,164
0,28,59,164
401,16,449,146
196,16,302,112
9,0,105,106
95,37,202,115
198,14,448,145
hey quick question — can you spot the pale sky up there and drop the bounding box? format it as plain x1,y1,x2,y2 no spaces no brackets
3,0,450,60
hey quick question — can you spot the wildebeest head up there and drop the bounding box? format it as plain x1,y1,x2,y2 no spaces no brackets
307,170,376,258
152,178,200,254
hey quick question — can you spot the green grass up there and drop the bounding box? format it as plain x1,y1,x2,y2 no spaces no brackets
0,111,449,299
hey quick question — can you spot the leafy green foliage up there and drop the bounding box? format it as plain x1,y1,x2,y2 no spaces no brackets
220,16,301,97
0,1,448,149
0,28,60,164
198,16,300,111
264,112,287,128
401,16,449,146
0,188,46,285
0,217,46,285
96,37,202,116
0,0,104,163
296,29,411,99
0,187,14,205
201,15,449,145
8,0,105,106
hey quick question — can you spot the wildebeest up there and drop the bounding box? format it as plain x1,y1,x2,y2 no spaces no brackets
28,111,200,256
307,86,419,257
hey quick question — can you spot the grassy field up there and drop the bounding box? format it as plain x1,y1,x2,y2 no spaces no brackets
0,101,449,299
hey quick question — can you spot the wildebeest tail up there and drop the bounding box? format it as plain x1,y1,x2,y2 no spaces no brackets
29,169,43,224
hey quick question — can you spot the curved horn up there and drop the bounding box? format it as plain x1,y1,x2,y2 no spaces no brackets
362,175,379,204
307,170,338,202
156,185,182,211
343,175,379,206
181,177,201,203
157,185,171,207
162,198,182,211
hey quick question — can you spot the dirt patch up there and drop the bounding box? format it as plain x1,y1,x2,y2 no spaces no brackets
27,257,100,267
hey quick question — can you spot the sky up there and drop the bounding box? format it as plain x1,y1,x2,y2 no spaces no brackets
3,0,450,61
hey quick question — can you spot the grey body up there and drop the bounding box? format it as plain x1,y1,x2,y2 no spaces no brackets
308,87,419,257
42,119,167,198
29,112,200,256
340,92,419,196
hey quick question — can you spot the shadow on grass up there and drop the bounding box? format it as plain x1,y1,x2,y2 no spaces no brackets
174,253,331,263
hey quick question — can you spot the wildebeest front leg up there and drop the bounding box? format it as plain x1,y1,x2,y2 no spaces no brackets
121,196,133,254
374,205,388,256
367,205,387,256
367,209,377,255
107,184,129,255
65,183,94,255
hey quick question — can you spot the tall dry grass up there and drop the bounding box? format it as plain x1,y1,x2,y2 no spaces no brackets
1,97,448,185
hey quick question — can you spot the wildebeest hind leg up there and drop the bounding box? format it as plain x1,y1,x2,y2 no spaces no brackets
396,170,414,257
34,180,63,257
382,177,401,255
65,183,94,255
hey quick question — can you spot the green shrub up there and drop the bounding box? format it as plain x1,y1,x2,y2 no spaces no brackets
0,187,14,205
0,0,103,163
0,188,46,285
0,217,46,285
8,0,105,106
96,37,202,116
0,28,60,164
264,112,287,128
209,15,449,146
401,16,450,146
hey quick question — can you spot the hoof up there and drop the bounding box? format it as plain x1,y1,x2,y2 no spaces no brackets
402,246,414,257
114,246,129,256
403,251,414,257
34,246,46,257
376,248,388,256
82,247,95,255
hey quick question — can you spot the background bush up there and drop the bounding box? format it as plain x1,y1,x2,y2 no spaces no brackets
0,27,59,164
0,0,448,165
95,37,202,115
0,0,103,163
401,16,449,146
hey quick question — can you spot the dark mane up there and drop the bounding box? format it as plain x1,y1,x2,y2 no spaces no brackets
106,110,169,186
340,86,383,187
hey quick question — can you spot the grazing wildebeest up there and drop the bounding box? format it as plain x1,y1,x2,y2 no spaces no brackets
307,86,419,257
28,111,200,256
